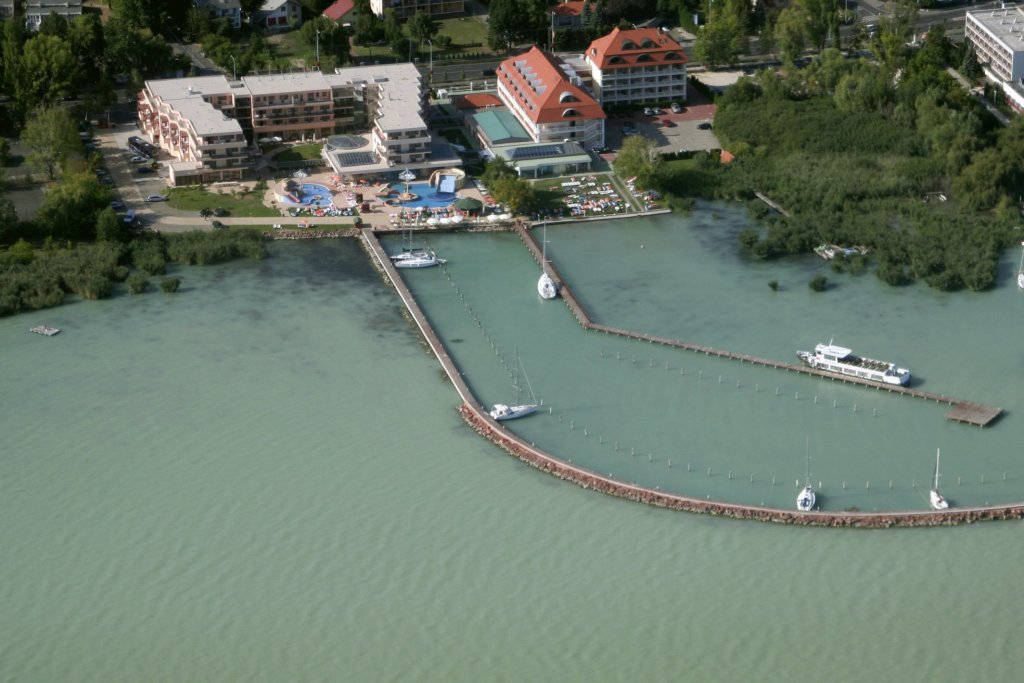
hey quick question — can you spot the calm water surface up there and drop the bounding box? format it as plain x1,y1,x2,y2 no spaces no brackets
2,212,1023,681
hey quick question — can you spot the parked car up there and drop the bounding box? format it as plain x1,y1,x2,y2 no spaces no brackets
212,207,227,217
671,102,683,113
482,68,495,76
136,166,153,174
643,107,656,116
145,194,167,202
697,121,713,130
123,209,136,223
211,220,226,230
130,155,149,163
661,120,676,128
110,200,125,211
99,176,114,186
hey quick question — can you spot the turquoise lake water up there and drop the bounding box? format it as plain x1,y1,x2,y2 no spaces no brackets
3,206,1024,681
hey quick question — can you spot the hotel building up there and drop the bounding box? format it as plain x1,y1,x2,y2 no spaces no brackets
583,27,688,106
495,46,605,151
965,6,1024,83
138,64,455,185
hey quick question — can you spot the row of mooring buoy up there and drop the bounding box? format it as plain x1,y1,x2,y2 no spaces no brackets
598,350,882,417
550,407,1009,490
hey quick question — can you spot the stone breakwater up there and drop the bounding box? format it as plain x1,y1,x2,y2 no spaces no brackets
459,404,1024,528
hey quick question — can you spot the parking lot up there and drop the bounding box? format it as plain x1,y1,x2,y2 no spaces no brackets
601,97,719,160
92,125,177,217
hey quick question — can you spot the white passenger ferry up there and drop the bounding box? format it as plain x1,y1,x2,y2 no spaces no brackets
796,343,910,386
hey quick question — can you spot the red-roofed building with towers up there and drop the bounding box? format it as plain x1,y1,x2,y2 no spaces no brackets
495,46,605,150
584,27,688,106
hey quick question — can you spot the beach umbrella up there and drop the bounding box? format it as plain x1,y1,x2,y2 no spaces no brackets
453,196,484,211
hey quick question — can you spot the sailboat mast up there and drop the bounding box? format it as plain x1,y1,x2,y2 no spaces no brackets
934,448,941,490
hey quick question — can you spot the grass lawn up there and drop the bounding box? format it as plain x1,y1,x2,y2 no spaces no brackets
435,16,495,55
273,144,324,162
167,186,280,218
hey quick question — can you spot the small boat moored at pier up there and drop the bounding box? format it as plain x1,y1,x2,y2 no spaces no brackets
930,448,949,510
30,325,60,336
797,342,910,386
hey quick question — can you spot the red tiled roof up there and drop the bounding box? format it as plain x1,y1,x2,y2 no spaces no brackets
586,27,688,70
497,46,605,125
322,0,354,20
549,1,584,17
453,93,504,111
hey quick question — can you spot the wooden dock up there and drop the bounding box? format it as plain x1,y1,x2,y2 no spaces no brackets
515,223,1002,428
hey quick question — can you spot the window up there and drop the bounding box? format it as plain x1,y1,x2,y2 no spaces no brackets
609,56,625,65
636,54,653,63
559,91,579,103
664,52,681,61
621,40,637,50
562,108,579,118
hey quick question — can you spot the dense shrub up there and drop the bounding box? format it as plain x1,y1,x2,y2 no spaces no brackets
164,229,267,265
159,277,180,293
127,274,149,294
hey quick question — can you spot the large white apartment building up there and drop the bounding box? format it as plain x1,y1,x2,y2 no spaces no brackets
138,64,454,185
495,46,605,151
583,27,687,106
369,0,463,19
966,6,1024,83
25,0,82,31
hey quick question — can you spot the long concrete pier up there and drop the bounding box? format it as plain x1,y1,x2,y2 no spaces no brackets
361,227,1018,527
514,223,1002,428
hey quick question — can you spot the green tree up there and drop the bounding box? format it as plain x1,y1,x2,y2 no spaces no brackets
36,171,111,241
39,12,70,39
482,157,517,188
407,11,438,45
613,135,662,190
1,19,25,98
774,4,806,67
22,106,79,180
694,0,748,68
0,196,17,244
67,14,106,81
491,175,536,215
487,0,519,51
17,34,75,114
95,207,129,243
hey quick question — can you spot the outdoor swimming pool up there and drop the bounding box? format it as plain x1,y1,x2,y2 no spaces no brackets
280,183,335,208
389,182,457,209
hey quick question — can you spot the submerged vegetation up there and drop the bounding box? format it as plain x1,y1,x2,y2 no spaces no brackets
657,28,1019,292
0,229,266,317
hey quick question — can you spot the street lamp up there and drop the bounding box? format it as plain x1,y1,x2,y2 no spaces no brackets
315,27,321,70
230,55,236,81
427,39,433,87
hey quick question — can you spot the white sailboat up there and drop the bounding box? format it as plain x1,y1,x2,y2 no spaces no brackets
929,448,949,510
490,349,539,421
1017,241,1024,290
391,219,446,269
796,440,816,511
537,223,558,300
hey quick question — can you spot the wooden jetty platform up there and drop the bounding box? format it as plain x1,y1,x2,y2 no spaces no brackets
514,223,1002,428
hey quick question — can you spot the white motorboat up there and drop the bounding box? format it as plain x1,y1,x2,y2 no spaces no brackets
489,403,539,421
29,325,60,336
796,442,816,512
1017,241,1024,290
929,448,949,510
796,342,910,386
490,349,539,422
537,223,558,300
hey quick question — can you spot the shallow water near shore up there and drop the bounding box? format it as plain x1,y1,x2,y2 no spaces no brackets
2,212,1024,681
